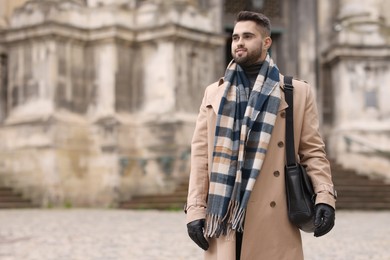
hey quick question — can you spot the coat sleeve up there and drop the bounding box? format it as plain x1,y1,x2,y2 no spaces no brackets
185,87,210,223
298,83,337,209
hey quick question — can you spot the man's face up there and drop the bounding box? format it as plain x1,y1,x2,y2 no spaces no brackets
231,21,270,67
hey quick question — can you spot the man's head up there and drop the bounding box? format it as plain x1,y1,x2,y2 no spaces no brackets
231,11,272,67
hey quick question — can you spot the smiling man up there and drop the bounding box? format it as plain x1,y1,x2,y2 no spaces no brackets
185,11,336,260
231,19,270,67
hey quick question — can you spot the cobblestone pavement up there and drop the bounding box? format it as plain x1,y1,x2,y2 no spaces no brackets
0,209,389,260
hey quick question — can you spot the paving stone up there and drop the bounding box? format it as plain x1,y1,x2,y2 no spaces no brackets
0,209,388,260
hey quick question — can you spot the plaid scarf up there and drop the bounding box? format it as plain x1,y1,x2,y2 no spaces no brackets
205,54,281,238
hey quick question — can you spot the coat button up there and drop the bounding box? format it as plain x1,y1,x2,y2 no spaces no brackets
280,111,286,118
273,171,280,177
270,201,276,208
278,141,284,148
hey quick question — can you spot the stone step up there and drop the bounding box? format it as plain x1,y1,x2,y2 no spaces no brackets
120,201,185,211
331,160,390,210
119,179,189,210
334,177,386,183
335,202,390,210
0,186,36,209
130,195,187,204
335,186,390,192
0,202,38,209
337,194,390,203
337,193,390,199
0,196,33,203
0,187,14,194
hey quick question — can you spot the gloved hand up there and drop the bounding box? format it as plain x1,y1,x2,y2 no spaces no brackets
314,203,335,237
187,219,209,250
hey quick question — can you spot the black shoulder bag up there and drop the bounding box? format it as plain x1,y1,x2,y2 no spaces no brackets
284,76,316,233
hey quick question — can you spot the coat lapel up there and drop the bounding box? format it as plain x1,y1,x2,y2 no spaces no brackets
279,89,288,111
279,74,289,111
207,78,226,115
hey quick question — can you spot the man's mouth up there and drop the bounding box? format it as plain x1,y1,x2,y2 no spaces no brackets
235,49,246,55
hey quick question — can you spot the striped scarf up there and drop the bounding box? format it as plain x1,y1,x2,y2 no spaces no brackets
205,54,281,238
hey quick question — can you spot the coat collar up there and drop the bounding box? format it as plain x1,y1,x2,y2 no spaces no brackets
208,76,289,115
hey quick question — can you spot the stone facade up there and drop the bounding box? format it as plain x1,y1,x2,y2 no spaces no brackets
319,0,390,180
0,0,224,207
0,0,389,207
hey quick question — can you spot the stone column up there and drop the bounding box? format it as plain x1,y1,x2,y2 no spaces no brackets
296,0,317,88
87,42,117,120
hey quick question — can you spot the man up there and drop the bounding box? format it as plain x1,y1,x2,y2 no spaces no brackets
185,11,336,260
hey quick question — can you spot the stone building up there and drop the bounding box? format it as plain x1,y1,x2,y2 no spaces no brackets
0,0,225,207
318,0,390,180
0,0,389,207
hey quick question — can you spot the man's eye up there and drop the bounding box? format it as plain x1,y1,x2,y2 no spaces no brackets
244,35,252,39
232,36,239,41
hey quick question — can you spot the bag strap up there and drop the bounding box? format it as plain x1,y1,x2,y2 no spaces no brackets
284,76,296,167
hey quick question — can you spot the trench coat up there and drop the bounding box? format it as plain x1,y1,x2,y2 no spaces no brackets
185,75,336,260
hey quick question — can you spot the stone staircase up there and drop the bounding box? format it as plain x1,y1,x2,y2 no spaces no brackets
331,162,390,210
119,179,189,210
0,186,37,209
119,162,390,211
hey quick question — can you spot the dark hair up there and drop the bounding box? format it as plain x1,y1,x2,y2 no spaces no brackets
235,11,271,37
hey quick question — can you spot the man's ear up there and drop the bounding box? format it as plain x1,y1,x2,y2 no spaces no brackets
263,37,272,50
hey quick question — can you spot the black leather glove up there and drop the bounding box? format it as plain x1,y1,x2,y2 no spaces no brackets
314,203,335,237
187,219,209,250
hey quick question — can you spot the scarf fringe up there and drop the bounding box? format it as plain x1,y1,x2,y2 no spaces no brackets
205,214,216,236
232,207,246,232
226,199,240,224
205,213,223,238
205,200,247,238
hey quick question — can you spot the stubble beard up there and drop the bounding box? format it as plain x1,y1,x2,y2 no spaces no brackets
232,43,263,67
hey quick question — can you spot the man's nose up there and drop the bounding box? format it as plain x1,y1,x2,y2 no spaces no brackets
237,38,244,47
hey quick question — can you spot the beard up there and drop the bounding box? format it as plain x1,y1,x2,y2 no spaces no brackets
232,42,263,67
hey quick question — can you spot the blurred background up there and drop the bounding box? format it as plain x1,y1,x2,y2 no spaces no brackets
0,0,389,211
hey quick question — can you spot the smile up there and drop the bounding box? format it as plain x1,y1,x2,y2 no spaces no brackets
235,49,247,55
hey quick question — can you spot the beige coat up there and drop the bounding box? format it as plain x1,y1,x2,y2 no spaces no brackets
186,75,336,260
